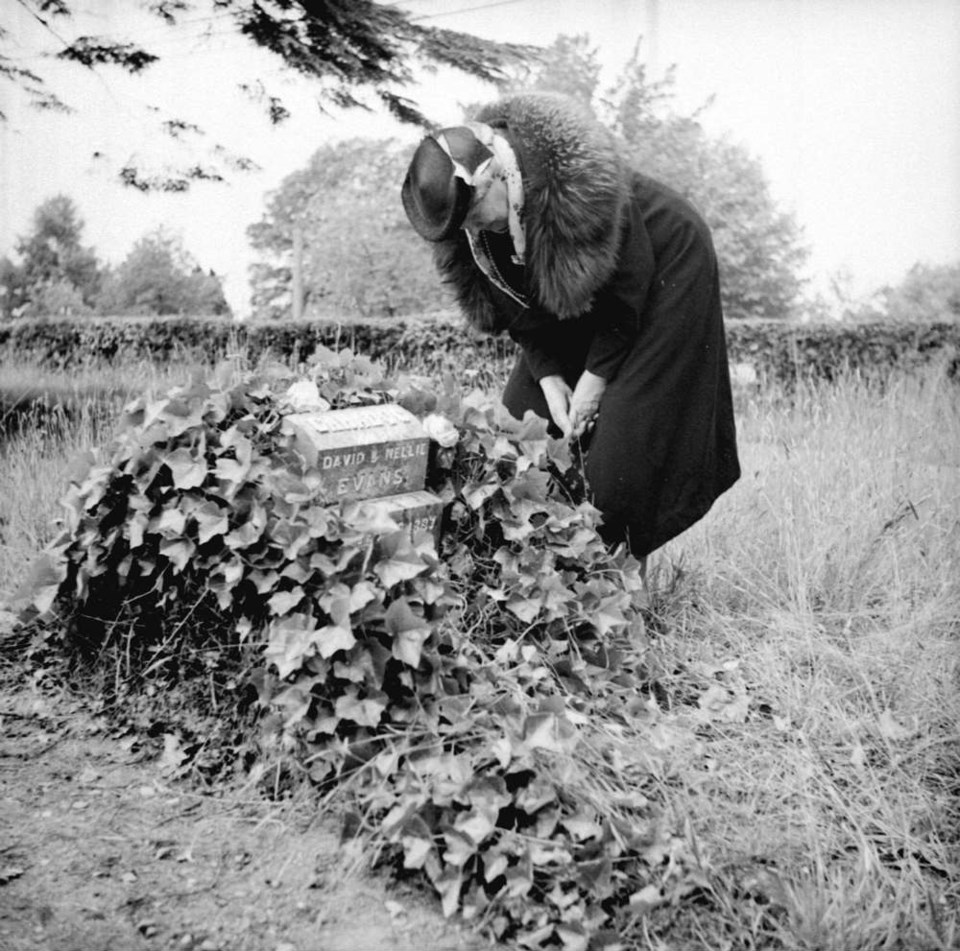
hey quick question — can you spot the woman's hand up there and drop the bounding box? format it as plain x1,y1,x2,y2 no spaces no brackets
539,374,573,437
569,370,607,438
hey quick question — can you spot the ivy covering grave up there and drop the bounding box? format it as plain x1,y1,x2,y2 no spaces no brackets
17,348,711,950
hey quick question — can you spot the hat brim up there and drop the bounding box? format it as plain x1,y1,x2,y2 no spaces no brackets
401,138,473,242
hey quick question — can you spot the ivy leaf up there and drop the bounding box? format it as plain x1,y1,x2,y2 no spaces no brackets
341,500,403,536
248,569,280,594
545,436,574,473
310,545,363,578
401,834,433,870
513,412,550,460
159,537,195,572
213,557,244,587
347,580,380,612
224,500,267,548
334,689,386,728
575,856,613,897
152,507,186,537
628,883,664,913
72,465,114,513
267,589,304,616
381,798,424,839
214,455,250,489
556,924,589,951
14,551,68,613
153,397,206,438
357,637,391,686
507,469,551,503
385,598,431,668
520,710,578,754
433,866,463,918
535,573,576,618
442,828,477,868
316,621,356,659
266,469,315,504
374,533,428,589
463,477,499,510
397,383,437,416
264,613,318,679
127,510,149,549
163,447,207,490
194,501,229,544
315,585,357,658
281,561,311,583
271,519,311,560
592,593,630,637
484,851,509,883
506,595,540,623
453,808,497,846
561,812,602,842
271,684,312,729
504,856,534,898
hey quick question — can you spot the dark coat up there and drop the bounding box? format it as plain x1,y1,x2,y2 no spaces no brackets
432,94,740,557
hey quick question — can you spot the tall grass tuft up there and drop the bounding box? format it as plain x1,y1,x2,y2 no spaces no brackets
0,356,205,600
641,366,960,948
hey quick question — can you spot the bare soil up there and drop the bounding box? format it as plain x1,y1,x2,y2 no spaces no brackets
0,645,486,951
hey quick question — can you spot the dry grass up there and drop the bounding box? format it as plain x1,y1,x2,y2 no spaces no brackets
1,356,958,948
639,369,960,948
0,357,202,600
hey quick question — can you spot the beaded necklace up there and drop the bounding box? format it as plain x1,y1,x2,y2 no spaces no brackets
466,229,529,309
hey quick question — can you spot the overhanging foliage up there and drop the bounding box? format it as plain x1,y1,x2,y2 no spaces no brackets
1,0,536,189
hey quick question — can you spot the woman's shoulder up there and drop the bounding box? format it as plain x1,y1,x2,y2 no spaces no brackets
627,170,714,249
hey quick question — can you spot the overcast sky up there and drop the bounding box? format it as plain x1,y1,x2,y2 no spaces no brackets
1,0,958,317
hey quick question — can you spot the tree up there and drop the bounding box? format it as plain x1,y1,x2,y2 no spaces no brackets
509,33,601,109
1,1,534,190
0,255,26,320
880,262,960,323
97,227,230,316
519,37,809,320
625,117,808,320
249,35,810,322
7,194,101,317
247,139,454,319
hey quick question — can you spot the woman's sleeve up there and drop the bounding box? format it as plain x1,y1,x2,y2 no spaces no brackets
582,290,640,380
507,315,566,381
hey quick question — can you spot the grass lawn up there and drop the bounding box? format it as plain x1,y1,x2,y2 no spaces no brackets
1,355,957,949
635,370,960,947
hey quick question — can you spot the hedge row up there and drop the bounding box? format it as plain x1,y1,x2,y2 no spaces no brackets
1,315,958,384
725,320,960,382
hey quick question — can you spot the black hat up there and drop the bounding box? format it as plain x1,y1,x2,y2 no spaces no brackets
401,127,494,242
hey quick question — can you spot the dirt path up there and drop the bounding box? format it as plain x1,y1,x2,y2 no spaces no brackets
0,665,485,951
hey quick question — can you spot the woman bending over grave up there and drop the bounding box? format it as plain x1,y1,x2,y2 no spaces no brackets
401,92,740,560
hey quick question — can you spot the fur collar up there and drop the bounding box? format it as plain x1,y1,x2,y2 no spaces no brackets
431,94,630,333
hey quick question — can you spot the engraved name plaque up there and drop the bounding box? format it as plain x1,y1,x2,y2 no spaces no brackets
283,404,432,505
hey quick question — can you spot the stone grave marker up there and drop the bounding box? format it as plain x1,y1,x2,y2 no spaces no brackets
282,403,444,544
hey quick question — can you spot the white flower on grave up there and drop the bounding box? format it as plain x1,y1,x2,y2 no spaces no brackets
284,380,331,413
421,413,459,448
